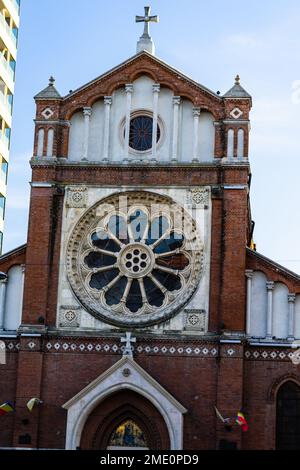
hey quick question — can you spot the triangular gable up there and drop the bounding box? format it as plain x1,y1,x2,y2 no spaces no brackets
63,356,186,413
62,356,186,450
61,51,224,119
66,51,220,101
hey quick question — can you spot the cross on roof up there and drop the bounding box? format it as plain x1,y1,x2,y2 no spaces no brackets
136,6,159,39
121,332,136,358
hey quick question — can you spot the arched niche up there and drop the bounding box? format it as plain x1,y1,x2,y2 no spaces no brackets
4,265,24,331
46,128,54,157
68,110,84,161
276,381,300,449
273,283,289,339
250,271,268,338
237,128,244,158
227,129,234,158
80,390,170,450
37,128,44,157
294,295,300,339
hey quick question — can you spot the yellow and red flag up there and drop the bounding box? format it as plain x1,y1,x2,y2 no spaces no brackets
236,411,249,432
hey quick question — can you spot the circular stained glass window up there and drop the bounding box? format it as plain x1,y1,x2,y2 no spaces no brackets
66,192,204,328
129,116,160,152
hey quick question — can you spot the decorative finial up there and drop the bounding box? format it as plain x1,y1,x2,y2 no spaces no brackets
136,6,159,55
49,76,55,86
235,75,240,85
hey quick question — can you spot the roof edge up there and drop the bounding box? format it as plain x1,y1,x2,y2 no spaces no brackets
0,244,27,262
247,248,300,282
64,51,222,102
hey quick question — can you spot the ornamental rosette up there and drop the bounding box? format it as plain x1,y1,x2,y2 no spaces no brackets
66,191,204,328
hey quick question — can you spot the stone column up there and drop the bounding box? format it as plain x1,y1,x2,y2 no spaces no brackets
82,107,92,161
0,275,8,330
288,293,296,341
124,84,133,162
102,96,112,162
20,265,26,323
245,270,254,336
192,107,201,163
152,84,160,161
171,96,181,162
266,281,274,340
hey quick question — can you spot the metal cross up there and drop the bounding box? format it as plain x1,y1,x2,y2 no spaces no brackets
136,6,159,38
121,332,136,358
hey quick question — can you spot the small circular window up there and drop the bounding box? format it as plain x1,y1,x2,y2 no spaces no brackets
129,116,160,152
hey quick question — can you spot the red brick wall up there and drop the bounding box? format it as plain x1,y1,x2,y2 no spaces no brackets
0,352,18,447
243,357,300,450
219,188,249,331
30,348,219,450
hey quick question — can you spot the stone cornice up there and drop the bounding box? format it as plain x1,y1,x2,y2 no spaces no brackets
30,158,250,170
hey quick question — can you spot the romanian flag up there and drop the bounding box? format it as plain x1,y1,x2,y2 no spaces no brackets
27,398,43,412
236,411,249,432
0,402,15,416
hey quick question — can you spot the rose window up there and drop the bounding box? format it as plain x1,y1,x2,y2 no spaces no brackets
67,192,204,328
129,115,160,151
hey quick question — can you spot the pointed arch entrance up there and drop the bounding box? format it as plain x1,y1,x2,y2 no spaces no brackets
63,357,186,450
276,381,300,450
80,389,170,450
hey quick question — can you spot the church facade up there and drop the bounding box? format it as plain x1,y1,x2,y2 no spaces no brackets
1,12,300,450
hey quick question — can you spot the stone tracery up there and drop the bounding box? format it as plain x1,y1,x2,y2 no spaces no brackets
67,191,204,327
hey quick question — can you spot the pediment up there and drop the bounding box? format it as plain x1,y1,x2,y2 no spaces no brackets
63,356,186,413
62,356,186,449
61,51,224,120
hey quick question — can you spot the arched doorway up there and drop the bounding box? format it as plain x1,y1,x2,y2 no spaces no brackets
80,390,170,450
276,381,300,450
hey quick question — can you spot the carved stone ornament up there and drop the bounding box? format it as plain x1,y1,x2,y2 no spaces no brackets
230,107,243,120
41,107,54,120
66,191,204,328
66,187,88,208
184,309,206,331
59,306,81,328
188,187,210,207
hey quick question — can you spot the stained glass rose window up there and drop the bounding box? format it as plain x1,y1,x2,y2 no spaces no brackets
67,192,203,328
129,116,160,152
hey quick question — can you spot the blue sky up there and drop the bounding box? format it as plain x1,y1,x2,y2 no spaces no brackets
4,0,300,273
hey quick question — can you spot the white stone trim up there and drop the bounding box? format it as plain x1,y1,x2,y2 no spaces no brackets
288,293,296,340
266,281,274,340
124,84,134,161
152,84,160,161
171,96,181,162
192,107,201,163
82,107,92,161
30,182,54,188
63,356,187,450
245,270,253,336
223,185,248,190
0,277,8,330
103,96,112,162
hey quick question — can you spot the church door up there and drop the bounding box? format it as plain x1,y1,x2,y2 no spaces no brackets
80,390,170,450
276,381,300,450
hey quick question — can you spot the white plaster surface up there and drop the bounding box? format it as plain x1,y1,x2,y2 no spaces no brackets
4,265,24,331
250,271,268,338
68,75,215,163
57,186,212,333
